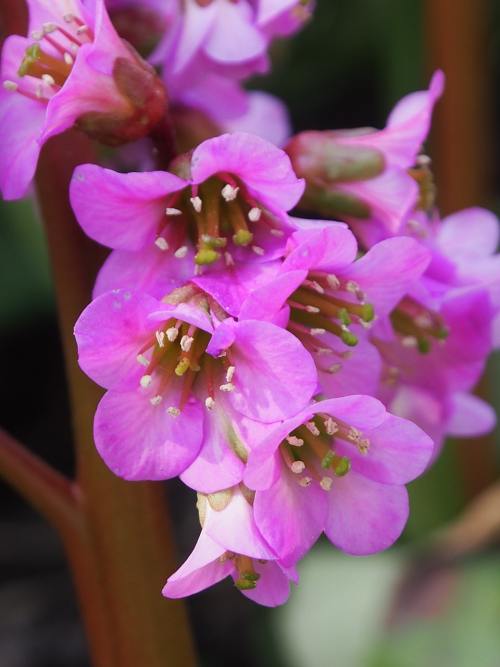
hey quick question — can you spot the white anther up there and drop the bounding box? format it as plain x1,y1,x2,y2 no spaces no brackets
224,251,235,266
166,327,179,342
324,417,338,435
76,24,89,34
225,366,235,383
63,13,75,22
140,374,153,388
221,184,239,201
327,274,341,290
167,406,181,417
270,228,284,237
36,84,43,98
310,281,325,294
415,313,433,329
41,74,56,86
3,80,18,91
360,319,374,329
401,336,418,348
346,280,365,302
305,421,320,436
316,348,332,356
252,245,265,256
190,196,202,212
320,476,333,491
165,207,182,216
155,237,169,251
155,331,165,347
248,207,262,222
358,437,370,454
180,335,194,352
150,395,162,406
347,427,361,443
64,52,74,65
287,436,304,447
305,305,320,314
328,363,342,374
136,354,149,367
311,328,326,336
299,476,312,487
205,397,215,410
417,154,432,166
291,460,305,474
219,383,235,392
31,29,44,40
42,22,57,33
174,245,188,258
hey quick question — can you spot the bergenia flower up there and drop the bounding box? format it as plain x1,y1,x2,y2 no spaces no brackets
163,486,298,606
243,396,434,563
0,0,167,200
286,71,444,244
70,132,305,292
74,285,317,484
216,225,431,396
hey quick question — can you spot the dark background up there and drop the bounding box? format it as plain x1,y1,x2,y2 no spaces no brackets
1,2,500,665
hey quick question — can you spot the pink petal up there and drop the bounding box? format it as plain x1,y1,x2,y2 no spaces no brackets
70,165,187,250
438,208,500,260
447,392,497,437
223,91,291,147
325,473,409,555
283,225,358,273
206,3,266,64
239,561,293,607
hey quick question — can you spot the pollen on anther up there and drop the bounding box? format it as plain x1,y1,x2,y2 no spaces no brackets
311,328,326,336
31,29,43,40
270,228,284,237
299,476,312,487
252,245,265,256
219,382,235,392
248,207,262,222
328,363,342,374
221,184,239,201
324,417,338,435
42,22,57,33
155,331,166,347
77,25,89,35
287,436,304,447
3,80,18,91
305,305,320,314
305,421,320,436
320,476,333,491
41,74,56,86
155,237,169,251
140,374,153,388
166,207,182,216
225,366,235,382
166,327,179,342
190,196,202,213
174,246,188,259
150,395,162,406
137,354,149,367
327,274,341,290
167,406,181,417
291,460,305,474
64,52,74,66
205,396,215,410
180,335,194,352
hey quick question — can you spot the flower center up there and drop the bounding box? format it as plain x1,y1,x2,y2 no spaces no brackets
287,273,374,355
154,175,284,269
279,413,370,491
3,15,92,103
390,296,448,353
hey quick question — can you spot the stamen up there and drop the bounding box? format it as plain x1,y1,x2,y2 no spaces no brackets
137,354,149,367
167,406,181,417
155,237,169,251
166,327,179,342
311,328,326,336
190,196,202,213
225,366,235,382
224,251,235,266
320,476,333,491
180,335,194,352
291,460,306,474
248,207,262,222
328,363,342,374
287,436,304,447
221,184,239,201
174,246,188,258
205,396,215,410
42,22,57,34
270,228,284,237
150,395,162,406
324,417,338,435
155,331,165,347
140,374,153,388
252,245,265,256
63,52,74,66
41,73,56,86
3,80,18,91
219,382,235,392
327,274,341,290
299,476,312,487
165,207,182,216
305,421,320,436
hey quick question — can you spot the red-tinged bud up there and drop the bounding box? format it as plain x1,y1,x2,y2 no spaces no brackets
76,49,168,146
286,130,385,219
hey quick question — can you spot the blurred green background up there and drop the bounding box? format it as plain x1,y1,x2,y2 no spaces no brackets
1,1,500,666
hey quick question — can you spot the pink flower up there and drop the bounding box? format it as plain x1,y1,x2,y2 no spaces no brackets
70,132,305,289
243,396,433,562
0,0,167,200
163,485,297,606
286,71,444,242
74,286,317,483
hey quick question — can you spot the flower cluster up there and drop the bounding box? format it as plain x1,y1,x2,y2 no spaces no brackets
2,0,498,607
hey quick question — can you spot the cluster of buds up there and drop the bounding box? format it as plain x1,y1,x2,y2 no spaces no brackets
1,0,498,608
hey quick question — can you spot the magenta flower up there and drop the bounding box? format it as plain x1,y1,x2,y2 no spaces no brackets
0,0,167,200
163,486,297,606
70,132,305,288
286,71,444,243
243,396,433,562
74,286,317,483
200,225,431,396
